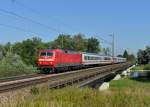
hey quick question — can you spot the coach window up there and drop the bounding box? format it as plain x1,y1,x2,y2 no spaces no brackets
84,56,86,60
84,56,88,60
105,57,110,60
88,56,90,60
92,57,94,60
90,56,93,60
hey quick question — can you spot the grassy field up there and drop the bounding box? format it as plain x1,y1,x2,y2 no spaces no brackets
0,68,38,78
131,65,145,70
132,64,150,70
1,77,150,107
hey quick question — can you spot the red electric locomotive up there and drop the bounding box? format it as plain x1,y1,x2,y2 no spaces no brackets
38,49,82,73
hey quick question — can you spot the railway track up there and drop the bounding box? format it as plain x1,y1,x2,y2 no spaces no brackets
48,63,131,88
0,63,131,93
0,73,45,83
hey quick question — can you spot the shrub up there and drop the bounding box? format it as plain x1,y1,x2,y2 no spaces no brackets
0,52,37,77
144,63,150,70
0,51,3,61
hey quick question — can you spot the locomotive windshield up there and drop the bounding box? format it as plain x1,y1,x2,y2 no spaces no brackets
47,52,53,56
40,52,46,56
40,52,53,56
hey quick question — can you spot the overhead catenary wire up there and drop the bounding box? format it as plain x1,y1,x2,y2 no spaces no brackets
0,23,46,36
0,8,62,34
0,12,48,37
0,3,68,49
12,0,75,32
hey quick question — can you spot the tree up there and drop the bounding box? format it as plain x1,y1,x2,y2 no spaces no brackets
13,37,47,66
137,46,150,64
128,54,136,62
72,34,87,52
123,50,129,59
51,34,73,50
87,37,101,53
123,50,136,62
137,49,144,64
145,46,150,62
0,45,4,60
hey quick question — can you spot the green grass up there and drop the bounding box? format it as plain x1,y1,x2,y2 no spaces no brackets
131,65,145,70
110,77,150,90
131,64,150,70
110,78,132,89
0,67,38,78
144,64,150,70
2,78,150,107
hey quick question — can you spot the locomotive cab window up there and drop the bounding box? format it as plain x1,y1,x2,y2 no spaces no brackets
47,52,53,56
40,52,46,56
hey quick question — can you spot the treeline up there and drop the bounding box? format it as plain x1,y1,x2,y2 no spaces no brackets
49,34,101,53
122,50,136,62
0,33,138,76
0,34,102,67
137,46,150,65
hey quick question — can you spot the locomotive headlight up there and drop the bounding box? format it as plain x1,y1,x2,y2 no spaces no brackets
50,62,52,64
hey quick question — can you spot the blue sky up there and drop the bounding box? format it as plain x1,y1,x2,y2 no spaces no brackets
0,0,150,55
